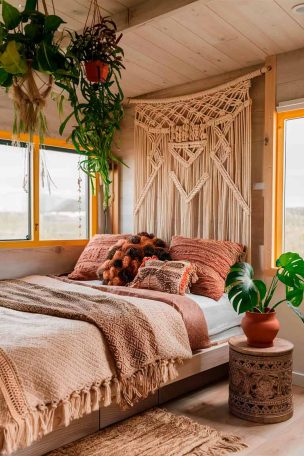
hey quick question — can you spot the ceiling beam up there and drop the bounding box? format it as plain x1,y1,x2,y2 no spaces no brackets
113,0,202,32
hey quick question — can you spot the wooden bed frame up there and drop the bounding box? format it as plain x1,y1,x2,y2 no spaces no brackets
13,343,229,456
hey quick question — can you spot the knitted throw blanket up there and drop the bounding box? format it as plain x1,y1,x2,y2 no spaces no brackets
0,278,192,454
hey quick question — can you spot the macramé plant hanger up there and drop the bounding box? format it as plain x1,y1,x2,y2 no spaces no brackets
0,0,75,141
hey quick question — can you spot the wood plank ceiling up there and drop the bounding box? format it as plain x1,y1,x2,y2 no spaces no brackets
7,0,304,97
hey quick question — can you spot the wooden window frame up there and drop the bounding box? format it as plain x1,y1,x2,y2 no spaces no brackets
0,131,98,249
275,109,304,261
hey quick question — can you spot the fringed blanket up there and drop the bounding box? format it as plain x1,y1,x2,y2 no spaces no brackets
0,276,198,454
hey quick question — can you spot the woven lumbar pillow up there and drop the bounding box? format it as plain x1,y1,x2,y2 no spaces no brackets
129,258,198,295
68,234,130,280
170,236,245,300
97,232,171,286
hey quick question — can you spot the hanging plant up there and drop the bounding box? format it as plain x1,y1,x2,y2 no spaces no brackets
69,1,123,83
0,0,77,140
58,0,125,208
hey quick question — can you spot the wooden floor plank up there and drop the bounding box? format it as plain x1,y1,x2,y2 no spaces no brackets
165,380,304,455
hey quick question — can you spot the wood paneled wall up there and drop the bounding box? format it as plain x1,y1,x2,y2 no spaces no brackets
117,65,265,272
0,245,84,280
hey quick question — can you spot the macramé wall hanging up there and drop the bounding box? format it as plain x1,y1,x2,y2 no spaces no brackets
130,67,268,251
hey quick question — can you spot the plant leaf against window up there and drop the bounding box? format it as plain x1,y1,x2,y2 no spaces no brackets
276,252,304,289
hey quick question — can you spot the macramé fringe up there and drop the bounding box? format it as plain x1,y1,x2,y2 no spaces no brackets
0,358,182,455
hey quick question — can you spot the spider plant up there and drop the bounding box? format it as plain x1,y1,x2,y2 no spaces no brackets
225,252,304,321
57,19,125,208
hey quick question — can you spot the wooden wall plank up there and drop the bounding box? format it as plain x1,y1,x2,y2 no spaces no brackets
0,245,84,280
263,55,277,274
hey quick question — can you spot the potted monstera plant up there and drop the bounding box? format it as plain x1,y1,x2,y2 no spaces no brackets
225,252,304,348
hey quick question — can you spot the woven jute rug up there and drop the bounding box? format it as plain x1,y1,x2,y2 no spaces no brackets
47,408,247,456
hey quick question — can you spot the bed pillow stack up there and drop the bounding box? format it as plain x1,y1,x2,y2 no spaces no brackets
169,236,245,301
68,234,130,280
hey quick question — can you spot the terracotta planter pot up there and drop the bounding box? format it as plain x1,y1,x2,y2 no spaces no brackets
241,309,280,348
84,61,109,83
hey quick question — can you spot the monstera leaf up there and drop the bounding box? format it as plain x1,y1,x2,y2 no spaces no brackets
276,252,304,289
0,41,28,74
225,262,267,314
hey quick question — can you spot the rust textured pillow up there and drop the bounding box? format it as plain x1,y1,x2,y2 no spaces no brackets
68,234,129,280
129,259,198,295
169,236,245,300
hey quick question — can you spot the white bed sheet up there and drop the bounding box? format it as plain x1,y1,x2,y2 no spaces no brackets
188,292,242,336
82,280,242,338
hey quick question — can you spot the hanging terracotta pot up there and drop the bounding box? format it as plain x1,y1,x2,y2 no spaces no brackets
84,60,109,83
241,309,280,348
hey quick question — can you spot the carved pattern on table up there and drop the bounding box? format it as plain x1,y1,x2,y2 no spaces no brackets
229,349,293,418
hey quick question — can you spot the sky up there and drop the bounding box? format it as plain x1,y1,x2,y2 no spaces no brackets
285,117,304,208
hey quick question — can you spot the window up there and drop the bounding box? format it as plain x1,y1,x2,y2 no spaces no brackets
40,147,89,240
276,110,304,258
0,133,98,248
0,140,31,241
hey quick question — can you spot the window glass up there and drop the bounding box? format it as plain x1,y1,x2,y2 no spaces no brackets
0,141,31,241
39,147,89,240
284,117,304,256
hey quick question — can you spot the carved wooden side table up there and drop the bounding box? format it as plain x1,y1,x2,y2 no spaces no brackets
229,336,293,424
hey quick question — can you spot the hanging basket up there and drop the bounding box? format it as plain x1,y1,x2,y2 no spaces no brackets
84,60,109,83
10,62,53,140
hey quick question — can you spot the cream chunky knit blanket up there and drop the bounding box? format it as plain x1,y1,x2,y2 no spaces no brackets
0,276,192,455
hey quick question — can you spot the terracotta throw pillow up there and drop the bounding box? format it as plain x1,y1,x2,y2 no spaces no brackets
129,259,198,295
68,234,129,280
169,236,245,300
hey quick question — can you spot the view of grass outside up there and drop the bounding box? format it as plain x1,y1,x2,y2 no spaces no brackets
284,117,304,257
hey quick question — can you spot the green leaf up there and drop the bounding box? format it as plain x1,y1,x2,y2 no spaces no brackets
36,42,60,73
59,110,74,135
0,67,12,86
225,262,263,313
44,15,65,32
24,0,37,12
276,252,304,288
2,0,21,30
253,279,267,302
24,22,43,42
0,41,28,74
286,285,304,307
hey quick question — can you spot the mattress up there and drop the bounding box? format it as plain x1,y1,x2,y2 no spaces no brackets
83,280,242,338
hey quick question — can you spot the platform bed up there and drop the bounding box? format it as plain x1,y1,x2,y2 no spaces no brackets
12,344,229,456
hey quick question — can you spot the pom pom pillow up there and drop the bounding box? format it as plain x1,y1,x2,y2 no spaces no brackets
170,236,245,300
97,232,171,286
129,259,198,295
68,234,130,280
